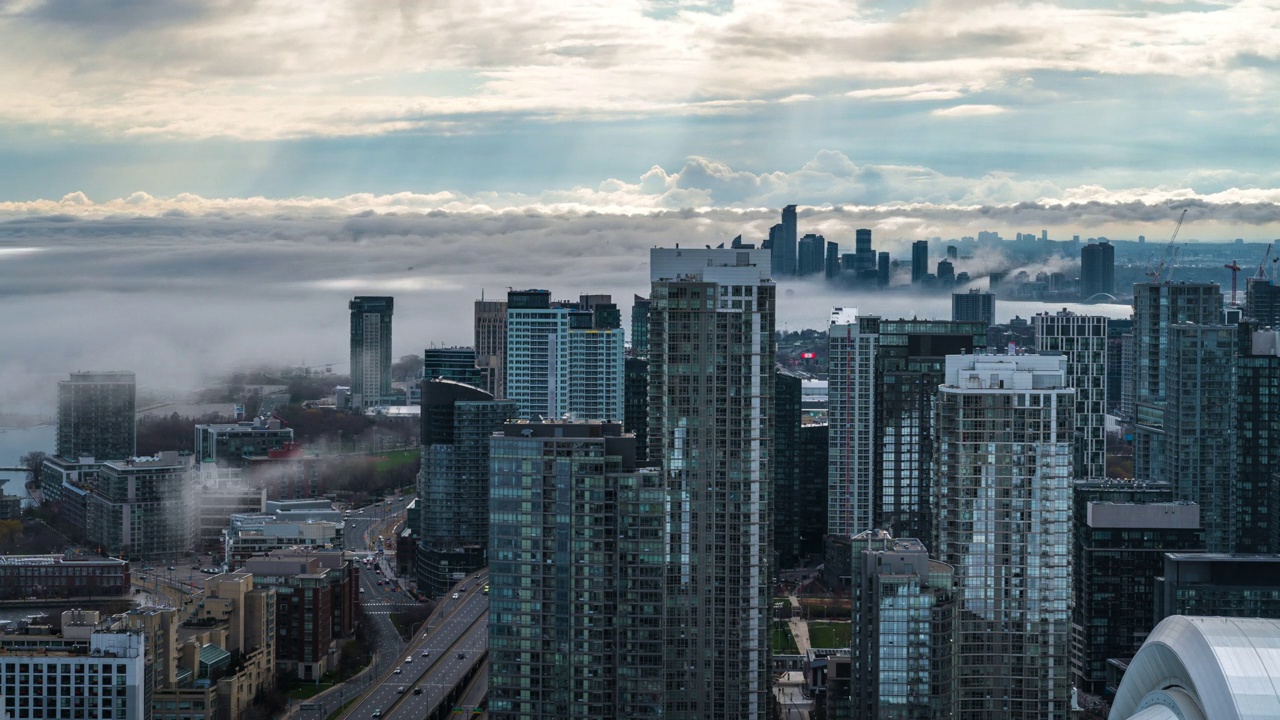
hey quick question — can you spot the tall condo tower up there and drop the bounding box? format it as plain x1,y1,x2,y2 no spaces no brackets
911,240,929,283
348,296,394,410
1034,310,1109,480
56,371,136,461
649,248,775,719
487,421,664,719
933,354,1075,719
827,308,876,538
1080,241,1115,300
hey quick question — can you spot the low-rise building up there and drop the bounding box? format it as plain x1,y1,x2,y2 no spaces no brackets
242,549,359,680
193,465,266,553
194,418,294,468
223,515,341,569
0,553,130,599
0,618,147,720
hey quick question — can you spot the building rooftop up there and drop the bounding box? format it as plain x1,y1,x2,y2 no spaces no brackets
829,307,859,326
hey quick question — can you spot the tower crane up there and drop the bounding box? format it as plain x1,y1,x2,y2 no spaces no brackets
1224,260,1242,306
1256,242,1275,280
1145,208,1187,283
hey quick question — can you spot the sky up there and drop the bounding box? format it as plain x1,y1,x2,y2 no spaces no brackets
0,0,1277,409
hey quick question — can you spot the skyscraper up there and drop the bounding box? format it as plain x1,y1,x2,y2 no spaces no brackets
1079,241,1115,300
1033,310,1109,480
877,251,890,287
951,288,995,325
416,379,517,595
827,309,876,538
422,347,485,387
848,531,956,719
624,357,650,466
933,354,1074,719
1236,323,1280,553
797,233,826,276
854,228,874,272
775,370,828,566
487,421,663,719
630,294,651,356
1131,282,1221,405
505,290,624,421
780,204,797,276
649,247,775,719
474,298,507,398
57,371,136,461
825,241,841,280
1164,324,1237,552
1246,275,1280,325
911,240,928,283
348,296,393,409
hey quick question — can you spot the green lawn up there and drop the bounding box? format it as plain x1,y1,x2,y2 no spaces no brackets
771,624,800,654
807,621,853,649
374,448,420,472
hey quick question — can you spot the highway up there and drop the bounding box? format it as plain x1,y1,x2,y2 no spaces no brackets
345,575,489,720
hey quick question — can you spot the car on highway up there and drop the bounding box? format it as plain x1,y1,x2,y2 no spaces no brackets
420,650,429,657
371,711,382,718
359,588,366,594
396,687,406,694
459,585,467,591
413,688,422,696
452,592,459,599
404,656,413,663
393,668,402,675
457,652,466,659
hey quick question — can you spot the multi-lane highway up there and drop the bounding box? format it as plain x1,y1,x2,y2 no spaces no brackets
345,575,489,720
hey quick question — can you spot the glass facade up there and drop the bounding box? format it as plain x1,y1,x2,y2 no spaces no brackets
1236,324,1280,554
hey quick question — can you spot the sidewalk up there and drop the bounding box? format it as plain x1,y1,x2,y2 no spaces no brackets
787,594,812,655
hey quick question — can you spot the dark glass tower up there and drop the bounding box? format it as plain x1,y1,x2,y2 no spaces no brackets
416,379,517,596
911,240,928,284
630,295,650,356
624,357,650,466
775,370,826,566
56,371,136,461
1080,241,1115,300
1236,322,1280,553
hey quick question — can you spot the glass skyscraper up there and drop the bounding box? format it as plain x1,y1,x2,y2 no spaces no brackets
348,296,393,409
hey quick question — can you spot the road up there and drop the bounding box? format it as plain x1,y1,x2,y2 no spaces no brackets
345,574,489,720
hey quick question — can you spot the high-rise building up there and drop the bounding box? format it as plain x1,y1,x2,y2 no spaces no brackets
348,296,394,409
1246,275,1280,325
630,295,651,356
56,371,136,461
933,354,1074,719
624,357,650,466
1237,324,1280,554
194,417,293,468
854,228,874,272
487,421,663,720
0,618,147,720
848,531,956,719
877,251,890,287
505,290,624,421
1106,319,1132,412
825,241,841,280
1070,481,1204,695
911,240,928,284
775,370,828,567
1159,324,1237,552
778,204,798,276
416,379,517,596
1034,310,1109,479
422,347,486,388
1079,241,1115,300
936,258,955,284
474,298,508,398
797,233,826,276
86,451,194,560
952,288,995,325
1131,282,1221,405
827,309,876,538
1120,331,1136,420
649,247,775,719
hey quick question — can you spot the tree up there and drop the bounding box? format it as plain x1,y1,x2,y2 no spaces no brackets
392,354,424,382
20,451,46,491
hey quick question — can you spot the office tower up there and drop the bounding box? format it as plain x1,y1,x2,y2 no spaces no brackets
1131,282,1220,406
1106,319,1132,411
825,241,840,280
1120,332,1136,420
194,417,293,467
1034,310,1108,480
505,289,624,421
1154,553,1280,621
1111,616,1280,720
1079,241,1115,300
911,240,928,283
796,233,823,276
952,288,995,325
631,295,651,356
828,309,876,538
854,228,875,272
649,247,775,719
475,298,508,398
946,245,958,260
848,531,956,719
423,347,485,387
416,379,517,596
877,251,890,287
1246,275,1280,325
1070,481,1204,695
348,296,394,409
488,421,663,719
56,371,136,460
86,451,194,559
1237,324,1280,553
936,258,955,284
933,354,1074,720
624,357,650,466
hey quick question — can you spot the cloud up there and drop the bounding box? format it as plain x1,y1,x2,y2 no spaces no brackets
932,104,1006,117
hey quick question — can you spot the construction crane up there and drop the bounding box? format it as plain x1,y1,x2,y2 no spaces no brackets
1256,242,1275,280
1146,208,1188,283
1224,260,1242,306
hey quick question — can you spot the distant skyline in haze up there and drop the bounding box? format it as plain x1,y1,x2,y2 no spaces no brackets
0,1,1279,240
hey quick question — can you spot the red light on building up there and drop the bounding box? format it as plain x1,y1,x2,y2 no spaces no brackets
801,352,816,359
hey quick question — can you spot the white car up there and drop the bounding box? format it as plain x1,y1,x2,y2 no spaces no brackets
404,656,413,663
452,592,460,599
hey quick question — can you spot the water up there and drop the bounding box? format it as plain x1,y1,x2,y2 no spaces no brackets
0,424,56,502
